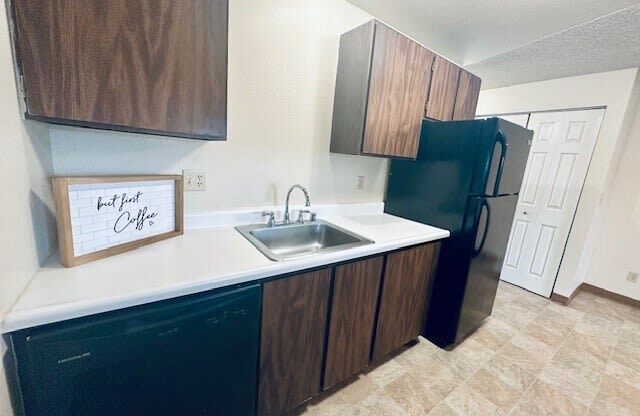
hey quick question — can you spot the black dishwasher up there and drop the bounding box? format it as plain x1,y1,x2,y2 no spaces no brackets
11,284,261,416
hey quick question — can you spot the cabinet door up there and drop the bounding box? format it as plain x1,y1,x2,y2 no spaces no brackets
324,257,383,389
453,70,482,120
13,0,228,139
425,56,460,121
373,243,440,361
259,270,331,416
362,22,433,158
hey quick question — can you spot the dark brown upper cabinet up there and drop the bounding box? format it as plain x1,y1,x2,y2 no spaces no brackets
373,243,440,362
323,257,383,390
424,56,461,121
330,20,433,159
453,69,482,120
11,0,228,140
259,270,331,416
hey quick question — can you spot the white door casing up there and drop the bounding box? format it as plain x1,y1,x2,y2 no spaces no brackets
500,109,604,297
477,114,529,128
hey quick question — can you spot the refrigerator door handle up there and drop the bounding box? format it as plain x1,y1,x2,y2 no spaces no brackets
472,198,491,258
492,130,507,196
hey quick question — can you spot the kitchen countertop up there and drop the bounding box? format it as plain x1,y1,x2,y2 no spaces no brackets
1,214,449,333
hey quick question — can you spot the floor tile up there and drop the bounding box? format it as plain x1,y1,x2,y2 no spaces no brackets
511,292,550,312
445,384,507,416
383,373,441,415
432,339,494,380
427,402,459,416
468,317,518,351
539,344,605,405
604,359,640,390
589,375,640,416
367,358,406,388
610,329,640,373
499,333,556,375
492,300,540,330
512,379,589,416
338,375,379,405
466,355,535,412
397,351,463,399
520,312,574,348
359,390,406,416
566,291,599,312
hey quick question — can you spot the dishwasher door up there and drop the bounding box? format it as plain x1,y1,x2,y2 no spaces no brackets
12,284,261,416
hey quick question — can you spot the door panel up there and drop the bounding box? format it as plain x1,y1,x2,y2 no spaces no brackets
425,56,460,121
373,243,439,361
362,22,433,158
323,257,383,389
500,109,604,296
453,70,481,120
259,270,331,416
13,0,228,138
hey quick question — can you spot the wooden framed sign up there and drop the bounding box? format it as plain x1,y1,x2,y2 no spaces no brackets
52,175,184,267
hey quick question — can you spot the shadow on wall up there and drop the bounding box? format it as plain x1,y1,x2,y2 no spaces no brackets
49,125,206,176
23,120,57,266
29,190,55,266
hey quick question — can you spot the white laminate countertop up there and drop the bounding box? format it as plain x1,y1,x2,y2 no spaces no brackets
1,214,449,333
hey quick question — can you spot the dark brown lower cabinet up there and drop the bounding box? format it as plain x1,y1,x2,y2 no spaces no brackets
373,243,440,361
323,257,384,389
259,269,331,416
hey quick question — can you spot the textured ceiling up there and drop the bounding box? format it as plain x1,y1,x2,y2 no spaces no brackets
347,0,640,89
467,5,640,89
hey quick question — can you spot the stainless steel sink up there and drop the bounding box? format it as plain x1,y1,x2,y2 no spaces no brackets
235,220,373,261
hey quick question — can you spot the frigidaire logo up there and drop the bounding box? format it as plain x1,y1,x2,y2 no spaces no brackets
57,352,91,364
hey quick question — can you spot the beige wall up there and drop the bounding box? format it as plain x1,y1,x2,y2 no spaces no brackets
49,0,388,212
0,1,56,414
586,87,640,300
477,68,640,297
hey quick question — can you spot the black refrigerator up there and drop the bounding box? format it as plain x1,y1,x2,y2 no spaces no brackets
385,118,532,348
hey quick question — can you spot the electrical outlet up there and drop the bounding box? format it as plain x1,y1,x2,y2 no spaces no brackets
627,272,639,284
357,176,365,191
183,169,206,191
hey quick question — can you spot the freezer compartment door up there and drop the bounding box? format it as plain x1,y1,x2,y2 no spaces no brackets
470,118,532,196
385,119,482,235
456,195,519,343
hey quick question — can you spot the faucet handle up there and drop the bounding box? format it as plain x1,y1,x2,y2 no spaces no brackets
262,210,276,227
296,210,316,223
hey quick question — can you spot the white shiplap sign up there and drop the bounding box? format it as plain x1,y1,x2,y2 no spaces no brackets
68,180,176,256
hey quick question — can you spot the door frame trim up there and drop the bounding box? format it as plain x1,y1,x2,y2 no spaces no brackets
482,107,606,297
477,105,606,119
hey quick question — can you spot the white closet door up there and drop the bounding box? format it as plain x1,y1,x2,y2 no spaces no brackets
500,109,604,296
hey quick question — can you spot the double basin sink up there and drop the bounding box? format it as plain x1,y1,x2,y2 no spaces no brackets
236,219,373,261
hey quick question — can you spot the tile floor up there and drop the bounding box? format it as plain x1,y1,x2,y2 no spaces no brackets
300,281,640,416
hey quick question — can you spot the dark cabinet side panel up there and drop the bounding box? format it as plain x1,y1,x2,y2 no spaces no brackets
329,21,375,155
425,56,460,121
373,243,440,361
323,257,383,389
259,270,331,416
362,22,433,158
453,70,482,120
13,0,227,139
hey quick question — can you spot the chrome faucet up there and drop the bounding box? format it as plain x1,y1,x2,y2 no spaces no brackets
283,184,311,224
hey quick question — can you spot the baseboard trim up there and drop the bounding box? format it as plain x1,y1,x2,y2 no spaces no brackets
551,285,582,305
581,283,640,308
552,283,640,308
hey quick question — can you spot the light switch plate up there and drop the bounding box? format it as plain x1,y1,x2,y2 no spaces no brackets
183,169,206,191
627,272,639,284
